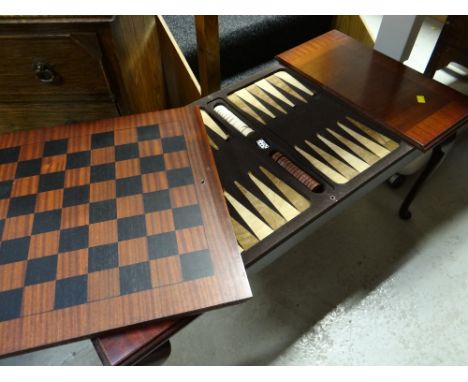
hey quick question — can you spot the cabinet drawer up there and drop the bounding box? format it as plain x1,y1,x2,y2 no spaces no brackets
0,101,119,133
0,34,112,102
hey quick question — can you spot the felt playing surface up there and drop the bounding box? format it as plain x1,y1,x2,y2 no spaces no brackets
0,108,251,357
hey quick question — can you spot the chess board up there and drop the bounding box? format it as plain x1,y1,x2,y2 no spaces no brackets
0,107,251,357
92,30,468,366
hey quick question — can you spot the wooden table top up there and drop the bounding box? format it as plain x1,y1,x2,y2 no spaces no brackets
95,30,467,366
277,30,468,151
0,107,251,357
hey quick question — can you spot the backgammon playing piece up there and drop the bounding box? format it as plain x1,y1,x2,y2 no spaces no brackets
255,78,295,107
214,105,255,137
295,145,349,184
248,172,300,221
271,151,322,192
235,181,286,230
316,134,370,172
235,89,277,119
230,217,259,251
266,75,307,103
326,128,379,165
274,71,315,97
246,84,287,115
259,166,310,212
337,122,391,158
224,191,273,240
227,93,266,125
345,116,400,151
200,109,229,140
305,140,358,180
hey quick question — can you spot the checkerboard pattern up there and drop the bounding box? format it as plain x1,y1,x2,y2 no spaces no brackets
0,123,214,323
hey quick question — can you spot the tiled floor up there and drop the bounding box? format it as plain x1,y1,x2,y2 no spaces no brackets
1,16,467,366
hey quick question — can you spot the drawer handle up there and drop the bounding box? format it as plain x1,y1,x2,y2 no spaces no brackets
33,63,59,84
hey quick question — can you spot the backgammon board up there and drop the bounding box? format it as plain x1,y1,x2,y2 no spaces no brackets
197,64,416,266
0,107,252,357
0,29,466,363
93,30,468,365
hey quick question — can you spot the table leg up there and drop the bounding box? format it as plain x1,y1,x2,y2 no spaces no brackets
134,341,172,366
399,134,456,220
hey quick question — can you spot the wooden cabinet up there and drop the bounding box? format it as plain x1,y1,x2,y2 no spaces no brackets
0,17,118,132
424,16,468,78
0,16,201,134
0,35,111,101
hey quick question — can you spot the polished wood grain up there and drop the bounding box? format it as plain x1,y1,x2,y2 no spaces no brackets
0,102,118,133
332,15,374,48
195,16,221,96
93,30,468,366
0,16,115,24
0,17,120,133
0,107,251,357
277,30,468,150
93,316,195,365
156,16,202,107
0,16,204,133
100,16,168,114
0,35,111,102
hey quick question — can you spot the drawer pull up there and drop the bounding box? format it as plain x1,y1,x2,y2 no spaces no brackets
33,63,59,84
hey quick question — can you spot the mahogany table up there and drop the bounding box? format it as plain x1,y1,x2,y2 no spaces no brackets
92,30,468,365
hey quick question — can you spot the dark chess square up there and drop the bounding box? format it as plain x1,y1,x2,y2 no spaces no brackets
88,243,119,273
91,163,116,183
115,143,139,162
43,139,68,157
15,159,41,179
143,189,171,212
63,185,90,207
173,204,203,230
137,124,160,141
25,255,58,286
0,236,30,265
140,155,165,174
180,249,213,281
119,262,152,295
7,195,36,217
116,176,142,198
167,167,194,188
147,231,178,259
0,289,23,321
162,136,186,153
54,275,88,309
38,172,65,193
117,215,147,241
0,180,13,199
59,226,89,253
66,151,91,169
32,209,61,234
91,132,114,149
89,199,117,224
0,147,20,164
